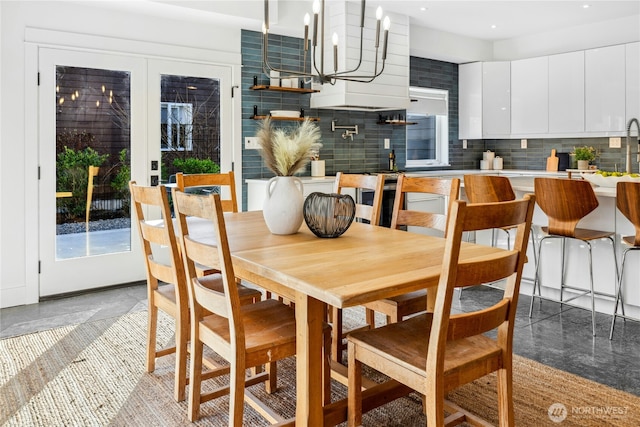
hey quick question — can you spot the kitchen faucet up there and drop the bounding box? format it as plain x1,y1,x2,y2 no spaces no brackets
627,118,640,173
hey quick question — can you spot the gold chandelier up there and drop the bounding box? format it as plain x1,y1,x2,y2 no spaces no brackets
262,0,391,85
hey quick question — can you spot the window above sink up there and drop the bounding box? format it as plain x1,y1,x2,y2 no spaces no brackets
406,87,450,168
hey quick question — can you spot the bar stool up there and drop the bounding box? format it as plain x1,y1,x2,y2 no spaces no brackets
609,181,640,339
464,175,517,248
529,177,619,336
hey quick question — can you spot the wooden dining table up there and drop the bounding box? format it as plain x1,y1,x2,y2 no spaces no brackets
188,210,505,426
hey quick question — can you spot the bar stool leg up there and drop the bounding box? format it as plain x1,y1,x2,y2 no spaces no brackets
529,235,547,318
610,248,631,339
559,238,567,306
587,241,597,336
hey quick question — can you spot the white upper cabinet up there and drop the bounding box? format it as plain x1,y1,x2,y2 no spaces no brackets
458,62,482,140
482,61,511,137
585,44,626,133
549,51,585,134
626,42,640,123
511,56,548,135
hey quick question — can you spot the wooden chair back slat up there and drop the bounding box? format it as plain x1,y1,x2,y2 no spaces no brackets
390,175,460,236
534,177,599,237
334,172,385,225
463,175,515,203
617,181,640,246
447,299,510,341
456,252,520,288
176,171,239,213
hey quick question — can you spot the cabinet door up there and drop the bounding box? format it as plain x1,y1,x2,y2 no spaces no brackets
458,62,482,140
627,42,640,123
549,51,585,133
482,61,511,137
511,56,548,135
585,45,626,133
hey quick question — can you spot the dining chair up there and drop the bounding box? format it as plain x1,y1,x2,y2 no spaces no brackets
347,193,536,427
172,190,331,424
529,177,619,336
463,174,516,248
610,181,640,339
363,175,461,324
330,172,385,362
176,171,241,279
129,182,260,403
176,171,238,213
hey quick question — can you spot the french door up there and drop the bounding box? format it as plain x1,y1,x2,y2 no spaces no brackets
38,48,233,297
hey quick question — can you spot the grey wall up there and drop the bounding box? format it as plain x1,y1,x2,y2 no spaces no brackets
240,30,634,209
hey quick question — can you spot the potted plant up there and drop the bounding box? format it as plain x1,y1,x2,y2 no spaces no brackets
572,146,596,170
255,117,322,234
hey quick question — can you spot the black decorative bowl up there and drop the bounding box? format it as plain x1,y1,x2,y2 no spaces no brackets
303,192,356,238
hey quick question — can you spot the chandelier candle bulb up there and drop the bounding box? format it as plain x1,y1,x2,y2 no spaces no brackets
312,0,319,47
304,13,310,51
375,6,382,47
383,17,390,60
332,33,339,72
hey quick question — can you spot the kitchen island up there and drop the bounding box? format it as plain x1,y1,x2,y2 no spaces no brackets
246,171,639,321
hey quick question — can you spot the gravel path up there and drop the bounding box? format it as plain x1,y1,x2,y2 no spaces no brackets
57,217,131,235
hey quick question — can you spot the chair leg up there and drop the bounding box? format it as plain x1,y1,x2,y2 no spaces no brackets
610,249,629,339
496,365,515,426
229,359,246,427
146,305,158,373
265,361,277,394
174,312,188,402
323,328,332,405
365,308,376,329
347,341,362,427
188,335,204,422
331,306,343,362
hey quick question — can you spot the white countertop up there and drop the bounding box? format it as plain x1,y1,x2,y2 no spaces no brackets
245,170,618,197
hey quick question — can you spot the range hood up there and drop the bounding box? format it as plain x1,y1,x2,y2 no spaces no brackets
309,2,410,112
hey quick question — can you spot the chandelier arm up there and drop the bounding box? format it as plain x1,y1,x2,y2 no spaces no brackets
328,59,387,83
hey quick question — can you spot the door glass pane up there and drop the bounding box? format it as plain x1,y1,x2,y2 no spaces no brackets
55,66,131,259
160,75,221,183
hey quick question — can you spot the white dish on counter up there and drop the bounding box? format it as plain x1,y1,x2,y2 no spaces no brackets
270,110,301,118
581,172,640,187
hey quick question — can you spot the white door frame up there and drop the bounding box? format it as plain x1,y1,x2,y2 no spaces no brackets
24,29,242,302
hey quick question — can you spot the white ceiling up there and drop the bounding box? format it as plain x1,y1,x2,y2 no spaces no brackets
379,1,640,41
150,0,640,42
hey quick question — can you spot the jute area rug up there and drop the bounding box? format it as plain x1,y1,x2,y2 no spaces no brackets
1,308,639,427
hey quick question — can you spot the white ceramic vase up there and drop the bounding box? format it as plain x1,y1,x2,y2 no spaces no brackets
577,160,590,170
263,176,304,235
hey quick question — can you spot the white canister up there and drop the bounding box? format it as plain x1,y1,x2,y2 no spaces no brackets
280,78,292,88
480,160,490,170
269,70,280,87
493,157,503,170
483,151,495,169
311,160,325,177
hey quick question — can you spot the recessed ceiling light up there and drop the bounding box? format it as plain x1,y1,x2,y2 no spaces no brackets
420,7,426,12
491,24,497,29
583,4,590,8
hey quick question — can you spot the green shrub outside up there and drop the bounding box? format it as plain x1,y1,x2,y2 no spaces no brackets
172,157,220,174
56,146,108,220
110,149,131,213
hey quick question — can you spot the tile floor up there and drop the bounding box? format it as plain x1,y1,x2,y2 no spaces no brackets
1,283,639,396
